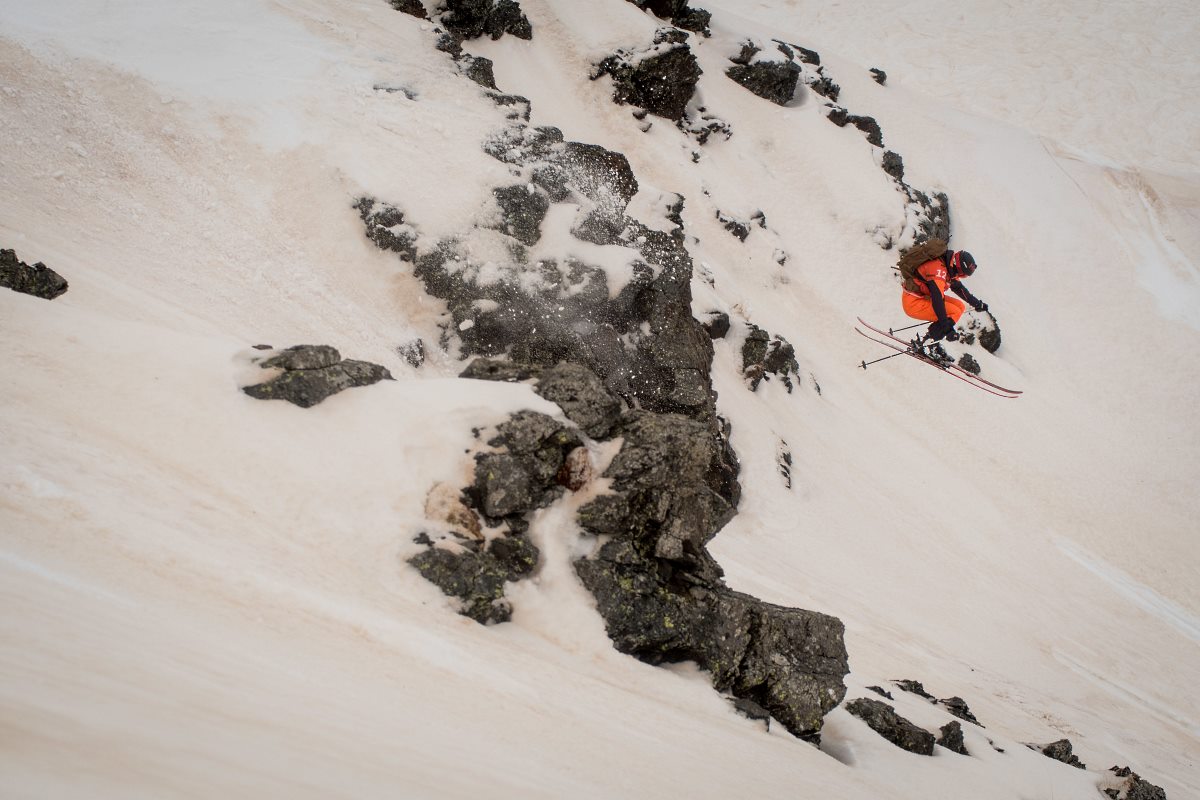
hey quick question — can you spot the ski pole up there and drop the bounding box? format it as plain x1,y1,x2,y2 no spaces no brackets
859,350,910,369
887,322,926,335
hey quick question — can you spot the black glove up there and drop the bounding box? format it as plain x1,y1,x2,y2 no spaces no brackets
974,301,989,313
945,326,959,342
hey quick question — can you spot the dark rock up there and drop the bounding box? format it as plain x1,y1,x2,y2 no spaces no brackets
681,110,733,145
726,61,801,105
742,324,799,392
440,0,531,41
487,92,532,120
672,7,711,34
900,185,952,245
243,347,393,408
252,344,273,350
956,352,981,375
484,0,532,40
892,679,937,702
776,439,792,489
882,150,904,181
576,541,848,740
534,361,623,439
804,69,841,102
460,357,540,383
472,452,540,517
701,311,730,340
0,249,69,300
398,339,426,368
826,106,884,147
1107,766,1168,800
409,531,539,624
388,0,427,16
1036,739,1086,770
468,410,582,517
260,344,341,371
939,695,982,726
845,698,936,755
461,55,498,89
787,42,821,65
555,141,639,212
729,40,759,65
731,696,771,726
866,685,894,700
625,0,687,17
594,43,702,121
937,720,968,755
493,184,550,245
389,0,427,17
751,210,767,229
717,210,750,241
870,67,887,84
354,198,418,261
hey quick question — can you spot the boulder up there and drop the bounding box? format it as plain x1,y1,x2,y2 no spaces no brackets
956,352,981,375
939,695,983,726
0,249,68,300
1105,766,1168,800
1036,738,1086,769
594,43,702,121
242,346,393,408
389,0,428,17
892,679,937,702
826,106,884,147
700,311,730,340
440,0,531,41
845,698,936,755
409,531,539,624
726,61,801,105
534,361,623,439
937,720,969,755
742,324,800,392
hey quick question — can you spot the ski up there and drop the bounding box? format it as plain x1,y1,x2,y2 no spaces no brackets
854,327,1022,399
856,317,1023,395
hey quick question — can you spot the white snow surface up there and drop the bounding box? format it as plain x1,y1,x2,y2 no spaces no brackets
2,0,1198,797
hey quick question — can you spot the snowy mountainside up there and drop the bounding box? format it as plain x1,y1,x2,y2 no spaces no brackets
1,0,1198,798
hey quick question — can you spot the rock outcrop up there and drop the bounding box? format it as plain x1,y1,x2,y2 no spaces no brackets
845,698,936,755
242,345,392,407
937,720,969,754
1034,738,1087,769
742,324,800,392
592,32,702,121
1104,766,1168,800
1,248,69,300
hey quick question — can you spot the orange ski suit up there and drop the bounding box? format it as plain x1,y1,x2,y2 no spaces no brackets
902,258,966,322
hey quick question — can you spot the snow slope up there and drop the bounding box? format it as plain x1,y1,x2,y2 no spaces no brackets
2,0,1197,797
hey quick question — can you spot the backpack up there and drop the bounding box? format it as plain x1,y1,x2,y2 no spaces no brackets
897,238,948,293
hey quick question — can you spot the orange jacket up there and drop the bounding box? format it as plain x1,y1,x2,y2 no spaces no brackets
903,258,950,298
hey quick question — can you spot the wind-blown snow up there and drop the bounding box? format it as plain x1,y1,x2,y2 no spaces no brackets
2,0,1198,797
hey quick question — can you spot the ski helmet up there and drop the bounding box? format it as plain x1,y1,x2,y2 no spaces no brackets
951,250,977,277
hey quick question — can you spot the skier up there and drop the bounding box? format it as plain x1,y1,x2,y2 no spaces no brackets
901,249,988,344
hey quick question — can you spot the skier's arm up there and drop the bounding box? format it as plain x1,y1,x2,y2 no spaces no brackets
949,279,987,312
924,279,949,322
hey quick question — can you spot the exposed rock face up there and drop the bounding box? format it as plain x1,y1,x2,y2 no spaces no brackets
623,0,711,35
533,361,623,439
0,248,69,300
892,679,937,702
937,720,968,754
355,198,418,262
593,39,702,121
845,698,936,755
242,345,393,407
726,60,801,105
440,0,531,41
939,695,982,726
572,410,846,740
742,324,800,392
492,184,550,245
389,0,428,17
1036,738,1086,769
1105,766,1168,800
409,530,538,624
727,40,836,104
826,105,883,147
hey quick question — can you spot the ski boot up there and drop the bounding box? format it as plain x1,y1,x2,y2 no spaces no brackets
924,342,954,368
